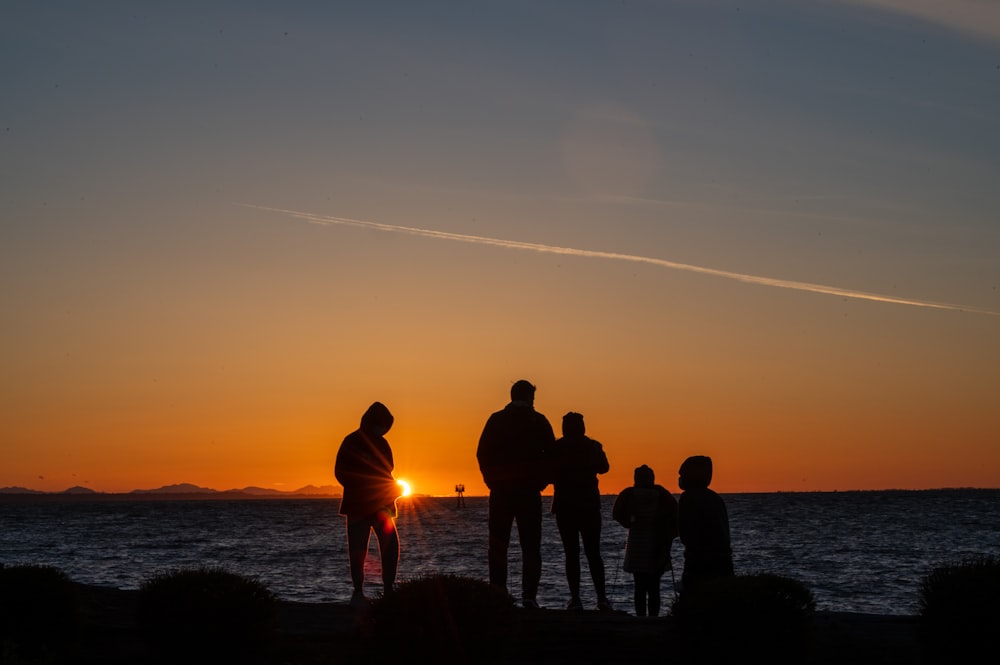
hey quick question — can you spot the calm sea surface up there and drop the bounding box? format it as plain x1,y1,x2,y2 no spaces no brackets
2,490,997,616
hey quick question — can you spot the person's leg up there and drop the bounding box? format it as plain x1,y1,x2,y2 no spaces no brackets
345,516,372,594
649,573,662,617
487,491,515,591
632,573,647,617
372,510,399,591
515,490,543,604
579,511,607,604
555,513,581,602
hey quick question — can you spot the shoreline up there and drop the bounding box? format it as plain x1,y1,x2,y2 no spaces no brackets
69,583,923,664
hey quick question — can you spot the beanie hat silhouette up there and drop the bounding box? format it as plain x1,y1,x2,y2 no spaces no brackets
634,464,655,487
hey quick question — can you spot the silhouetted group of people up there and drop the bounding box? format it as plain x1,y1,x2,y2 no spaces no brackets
334,379,735,615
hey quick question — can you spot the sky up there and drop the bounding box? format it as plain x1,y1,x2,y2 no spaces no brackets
3,0,999,497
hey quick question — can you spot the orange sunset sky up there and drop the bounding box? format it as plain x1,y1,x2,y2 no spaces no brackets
3,1,999,497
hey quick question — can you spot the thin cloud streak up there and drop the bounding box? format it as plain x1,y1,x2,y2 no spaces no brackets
242,204,999,316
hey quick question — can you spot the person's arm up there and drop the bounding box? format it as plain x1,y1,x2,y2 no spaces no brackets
476,414,500,488
534,414,557,491
661,490,679,541
612,490,632,528
677,494,692,545
592,440,610,475
334,436,363,488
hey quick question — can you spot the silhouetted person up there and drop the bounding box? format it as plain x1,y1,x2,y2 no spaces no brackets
550,411,612,611
677,455,734,592
477,379,555,609
335,401,401,608
613,464,678,617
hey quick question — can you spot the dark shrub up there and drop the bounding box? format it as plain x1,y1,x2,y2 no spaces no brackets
0,564,80,662
136,566,278,664
371,574,519,665
918,554,1000,663
671,573,816,665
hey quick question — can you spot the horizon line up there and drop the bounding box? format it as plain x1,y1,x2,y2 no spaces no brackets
3,484,996,497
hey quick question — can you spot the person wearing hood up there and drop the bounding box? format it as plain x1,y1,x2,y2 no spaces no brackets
677,455,734,592
335,401,401,608
612,464,679,617
550,412,613,611
476,379,556,609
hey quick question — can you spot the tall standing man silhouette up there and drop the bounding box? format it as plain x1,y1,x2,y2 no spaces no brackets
477,379,555,609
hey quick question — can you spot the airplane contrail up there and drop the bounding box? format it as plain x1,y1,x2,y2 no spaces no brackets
240,203,999,316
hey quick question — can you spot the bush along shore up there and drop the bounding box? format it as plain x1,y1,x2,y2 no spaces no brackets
1,556,997,664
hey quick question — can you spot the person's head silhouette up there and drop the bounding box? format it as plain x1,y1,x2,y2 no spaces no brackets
679,455,713,490
360,401,394,437
634,464,655,488
510,379,536,403
562,412,585,437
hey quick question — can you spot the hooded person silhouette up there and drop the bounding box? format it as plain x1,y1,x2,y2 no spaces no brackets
677,455,734,592
335,401,402,607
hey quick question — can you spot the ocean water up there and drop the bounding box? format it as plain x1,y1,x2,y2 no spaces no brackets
1,490,997,616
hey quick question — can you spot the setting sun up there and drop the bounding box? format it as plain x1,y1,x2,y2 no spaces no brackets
397,479,412,497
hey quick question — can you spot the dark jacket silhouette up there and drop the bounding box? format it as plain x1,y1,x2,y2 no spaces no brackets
477,397,554,493
335,401,399,519
678,455,734,590
613,465,678,575
550,413,609,516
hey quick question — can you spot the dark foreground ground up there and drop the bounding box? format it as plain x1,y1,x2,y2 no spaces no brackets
70,583,922,665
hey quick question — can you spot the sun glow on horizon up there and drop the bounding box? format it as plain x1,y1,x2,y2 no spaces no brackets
397,479,412,497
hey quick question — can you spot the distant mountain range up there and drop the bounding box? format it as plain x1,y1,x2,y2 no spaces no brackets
0,482,342,498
